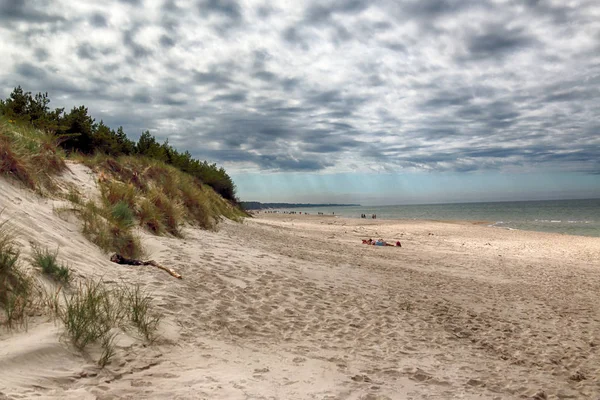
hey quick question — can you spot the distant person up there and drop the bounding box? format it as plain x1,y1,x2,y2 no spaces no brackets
375,239,394,247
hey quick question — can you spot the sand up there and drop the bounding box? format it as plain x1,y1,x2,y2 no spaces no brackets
1,165,600,399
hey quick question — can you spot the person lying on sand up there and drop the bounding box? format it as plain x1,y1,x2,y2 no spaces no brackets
362,238,401,247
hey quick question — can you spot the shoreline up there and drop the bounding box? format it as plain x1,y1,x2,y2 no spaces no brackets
253,211,600,238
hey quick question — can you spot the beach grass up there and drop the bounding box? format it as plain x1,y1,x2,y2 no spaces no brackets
59,279,160,365
0,117,66,192
125,284,161,342
0,218,33,329
72,199,144,259
137,198,165,235
31,244,72,284
85,155,245,233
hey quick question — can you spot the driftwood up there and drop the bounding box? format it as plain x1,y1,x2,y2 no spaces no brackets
110,254,182,279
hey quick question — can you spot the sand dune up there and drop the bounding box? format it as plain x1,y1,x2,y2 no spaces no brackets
1,166,600,399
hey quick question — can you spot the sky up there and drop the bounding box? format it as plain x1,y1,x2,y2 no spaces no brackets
1,0,599,205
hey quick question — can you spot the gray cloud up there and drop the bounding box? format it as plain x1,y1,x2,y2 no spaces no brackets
197,0,244,34
76,43,98,60
303,0,370,25
212,91,247,103
463,24,537,61
0,0,599,176
198,0,242,20
123,27,153,58
0,0,64,23
15,62,47,79
193,69,233,88
159,35,176,48
90,12,108,27
402,0,478,19
34,48,49,62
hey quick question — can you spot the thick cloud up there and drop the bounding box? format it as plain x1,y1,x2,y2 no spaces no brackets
0,0,64,24
0,0,599,175
198,0,242,20
463,24,537,61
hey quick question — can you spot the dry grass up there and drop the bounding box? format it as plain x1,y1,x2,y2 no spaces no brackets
69,200,144,259
0,135,37,189
137,198,165,235
203,184,246,222
148,187,184,236
83,156,244,235
0,121,243,258
0,218,33,329
0,118,66,192
100,180,137,209
179,176,214,229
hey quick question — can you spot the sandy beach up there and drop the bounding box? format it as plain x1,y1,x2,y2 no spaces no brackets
2,169,600,399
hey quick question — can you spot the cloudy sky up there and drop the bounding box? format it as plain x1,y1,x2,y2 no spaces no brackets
1,0,600,204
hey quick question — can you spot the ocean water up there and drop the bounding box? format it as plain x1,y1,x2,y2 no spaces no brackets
274,198,600,238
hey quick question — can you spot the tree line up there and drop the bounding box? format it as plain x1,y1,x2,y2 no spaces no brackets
0,86,237,202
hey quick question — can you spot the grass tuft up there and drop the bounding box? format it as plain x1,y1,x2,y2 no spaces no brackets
31,245,71,283
0,135,37,189
179,177,214,229
0,118,66,192
137,198,165,235
64,200,144,259
61,280,114,349
65,187,83,205
111,201,135,229
148,187,183,236
59,279,160,365
126,284,161,342
0,218,33,328
100,180,137,209
109,223,144,259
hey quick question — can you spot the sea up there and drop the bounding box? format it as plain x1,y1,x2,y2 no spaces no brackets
273,198,600,238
